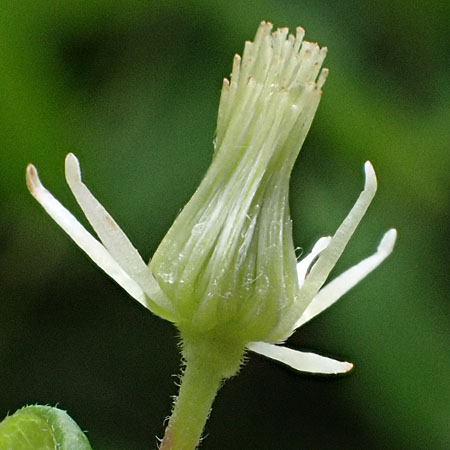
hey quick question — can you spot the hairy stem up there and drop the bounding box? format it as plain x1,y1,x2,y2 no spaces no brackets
160,357,223,450
160,331,246,450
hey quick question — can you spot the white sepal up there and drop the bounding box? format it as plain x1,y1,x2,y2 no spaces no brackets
295,228,397,328
297,236,332,288
296,162,377,309
26,164,147,306
247,341,353,374
64,154,176,319
65,154,150,283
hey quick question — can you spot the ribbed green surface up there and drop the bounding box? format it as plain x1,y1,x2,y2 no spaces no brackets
0,406,92,450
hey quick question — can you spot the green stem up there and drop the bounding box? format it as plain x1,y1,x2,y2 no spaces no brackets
160,332,246,450
160,356,223,450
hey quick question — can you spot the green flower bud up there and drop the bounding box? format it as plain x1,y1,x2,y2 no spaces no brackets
0,405,92,450
150,22,328,343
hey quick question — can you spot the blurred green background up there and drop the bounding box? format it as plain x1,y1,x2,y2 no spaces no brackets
1,1,449,449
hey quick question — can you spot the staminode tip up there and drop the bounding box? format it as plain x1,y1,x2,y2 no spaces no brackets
317,68,329,89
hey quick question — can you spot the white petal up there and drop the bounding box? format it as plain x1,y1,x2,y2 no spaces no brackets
295,228,397,328
64,154,175,318
247,341,353,374
297,236,332,288
26,164,147,307
296,162,377,309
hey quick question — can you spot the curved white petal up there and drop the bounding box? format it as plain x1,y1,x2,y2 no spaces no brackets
297,236,332,288
26,164,147,306
296,162,377,310
295,228,397,328
247,341,353,374
64,154,175,318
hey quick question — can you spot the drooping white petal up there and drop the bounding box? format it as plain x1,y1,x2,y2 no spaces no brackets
297,236,332,288
247,341,353,374
295,228,397,328
26,164,147,306
295,162,378,310
64,154,175,319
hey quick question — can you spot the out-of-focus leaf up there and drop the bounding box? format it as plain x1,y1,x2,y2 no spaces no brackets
0,405,92,450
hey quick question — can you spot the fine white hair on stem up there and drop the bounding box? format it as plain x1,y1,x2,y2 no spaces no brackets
26,164,147,306
295,228,397,328
247,341,353,374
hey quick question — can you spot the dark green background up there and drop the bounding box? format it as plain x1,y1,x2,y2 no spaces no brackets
1,1,449,449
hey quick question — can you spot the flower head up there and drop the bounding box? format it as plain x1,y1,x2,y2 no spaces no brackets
26,22,396,375
150,22,328,342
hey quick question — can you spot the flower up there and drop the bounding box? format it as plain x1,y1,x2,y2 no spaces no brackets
26,21,396,375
